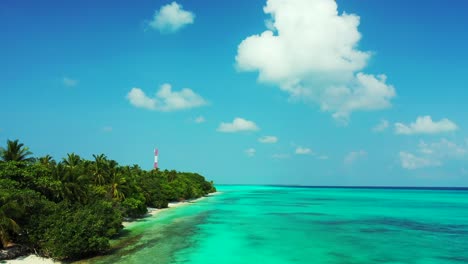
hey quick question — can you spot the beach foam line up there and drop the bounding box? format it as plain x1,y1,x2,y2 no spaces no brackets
122,192,221,227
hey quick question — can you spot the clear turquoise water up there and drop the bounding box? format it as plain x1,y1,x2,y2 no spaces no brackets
86,185,468,264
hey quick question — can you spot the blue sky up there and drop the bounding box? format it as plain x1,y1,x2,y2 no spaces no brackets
1,0,468,186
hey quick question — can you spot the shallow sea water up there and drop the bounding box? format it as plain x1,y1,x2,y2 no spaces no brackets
86,185,468,264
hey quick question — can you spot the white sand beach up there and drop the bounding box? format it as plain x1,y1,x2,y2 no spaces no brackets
5,255,58,264
122,192,220,227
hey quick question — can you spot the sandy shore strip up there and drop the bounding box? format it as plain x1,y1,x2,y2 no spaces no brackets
4,255,59,264
123,192,221,227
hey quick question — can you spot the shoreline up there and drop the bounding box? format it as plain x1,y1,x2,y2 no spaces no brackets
123,192,221,227
3,255,59,264
4,192,220,264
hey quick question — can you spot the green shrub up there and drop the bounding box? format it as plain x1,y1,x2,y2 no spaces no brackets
30,201,122,260
121,198,147,218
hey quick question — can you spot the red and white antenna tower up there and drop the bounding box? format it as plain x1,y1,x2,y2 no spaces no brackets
154,148,159,169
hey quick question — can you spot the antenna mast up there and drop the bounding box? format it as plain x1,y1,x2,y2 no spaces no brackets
154,148,158,169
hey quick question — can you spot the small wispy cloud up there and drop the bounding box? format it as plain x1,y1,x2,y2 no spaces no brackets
194,116,206,123
245,148,256,157
344,150,367,164
317,155,329,160
399,151,438,170
372,119,389,132
258,136,278,144
399,138,468,170
148,2,195,33
395,116,458,135
127,83,207,112
63,77,78,87
295,146,312,155
217,118,259,133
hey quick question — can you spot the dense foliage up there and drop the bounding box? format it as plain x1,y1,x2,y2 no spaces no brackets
0,139,216,260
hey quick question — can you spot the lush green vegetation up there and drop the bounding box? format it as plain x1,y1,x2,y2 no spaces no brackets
0,139,216,260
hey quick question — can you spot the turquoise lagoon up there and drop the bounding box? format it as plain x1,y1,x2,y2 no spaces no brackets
88,185,468,264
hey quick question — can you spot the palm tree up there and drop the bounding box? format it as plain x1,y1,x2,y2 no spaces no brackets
168,170,177,182
92,154,108,186
131,164,141,171
58,154,89,204
54,163,88,204
0,139,34,162
62,153,81,169
38,154,55,166
104,160,128,201
109,172,127,201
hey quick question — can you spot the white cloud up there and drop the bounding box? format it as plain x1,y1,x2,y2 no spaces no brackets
399,152,439,170
259,136,278,144
236,0,395,122
148,2,195,33
318,155,329,160
126,84,207,112
344,150,367,164
322,74,396,123
245,148,256,157
194,116,206,123
63,77,78,87
217,118,259,133
295,146,312,155
395,116,458,135
420,139,467,159
399,138,468,170
272,153,290,159
373,119,389,132
127,88,156,110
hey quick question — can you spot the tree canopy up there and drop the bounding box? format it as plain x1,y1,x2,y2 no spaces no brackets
0,139,34,162
0,139,216,261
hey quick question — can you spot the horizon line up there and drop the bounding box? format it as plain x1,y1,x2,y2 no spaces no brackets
214,184,468,190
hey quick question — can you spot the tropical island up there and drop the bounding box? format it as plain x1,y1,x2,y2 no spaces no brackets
0,139,216,261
